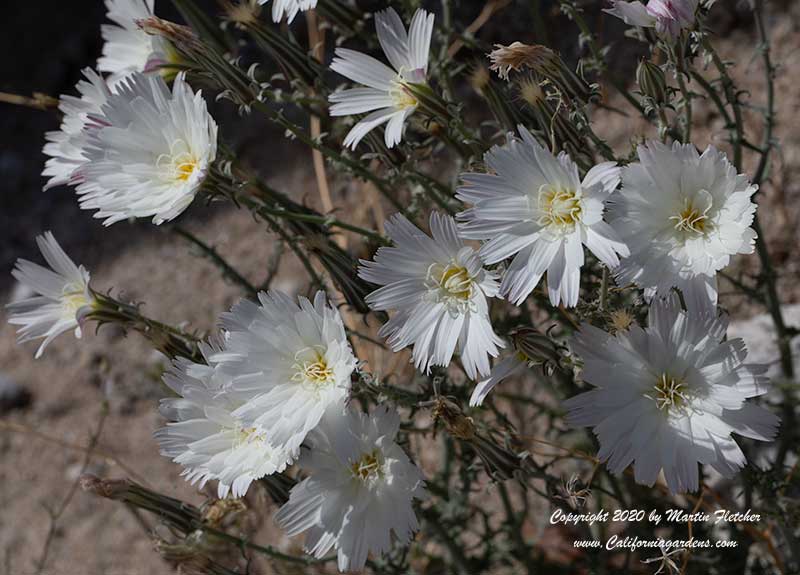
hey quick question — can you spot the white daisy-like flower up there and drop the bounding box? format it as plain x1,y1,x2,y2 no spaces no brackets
76,72,218,225
155,342,293,499
457,125,629,307
358,212,504,379
564,295,779,494
257,0,317,23
6,232,94,359
610,141,758,312
42,68,112,191
604,0,698,38
275,406,426,572
329,8,434,149
98,0,173,87
212,291,357,455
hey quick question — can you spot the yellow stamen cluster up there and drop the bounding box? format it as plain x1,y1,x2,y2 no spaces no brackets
427,263,474,302
291,349,335,390
234,426,266,448
390,82,418,110
670,196,712,236
537,185,582,230
651,373,689,412
60,286,90,316
350,450,383,481
157,139,199,184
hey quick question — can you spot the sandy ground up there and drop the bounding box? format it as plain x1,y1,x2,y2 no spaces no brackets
1,5,799,575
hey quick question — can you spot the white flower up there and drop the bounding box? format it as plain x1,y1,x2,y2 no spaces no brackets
457,126,629,307
329,8,434,149
359,212,504,379
98,0,173,87
42,68,112,191
76,72,218,225
6,232,93,358
469,353,527,407
275,406,426,572
564,295,779,494
257,0,317,23
610,141,758,312
604,0,698,38
212,291,357,455
155,342,293,499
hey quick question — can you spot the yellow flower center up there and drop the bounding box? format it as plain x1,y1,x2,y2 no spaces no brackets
537,185,582,230
427,262,474,301
650,373,688,412
60,286,90,316
350,449,383,481
390,81,418,110
291,348,335,390
234,426,267,448
157,139,200,184
670,194,713,236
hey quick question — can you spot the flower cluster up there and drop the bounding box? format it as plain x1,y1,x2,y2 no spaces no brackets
43,0,218,225
153,290,426,570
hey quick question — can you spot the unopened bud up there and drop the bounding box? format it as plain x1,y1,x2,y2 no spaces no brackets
433,397,476,440
139,16,256,108
636,60,669,105
510,326,564,371
80,474,131,500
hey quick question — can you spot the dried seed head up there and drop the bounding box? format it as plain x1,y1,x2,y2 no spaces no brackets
137,16,202,52
221,0,262,26
488,42,559,81
609,309,635,333
517,76,545,108
201,498,247,527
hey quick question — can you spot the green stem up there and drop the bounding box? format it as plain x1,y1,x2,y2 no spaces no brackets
674,40,693,143
251,203,386,244
702,35,743,169
173,226,258,297
251,101,404,211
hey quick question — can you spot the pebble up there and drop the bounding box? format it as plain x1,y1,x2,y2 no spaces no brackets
0,374,32,413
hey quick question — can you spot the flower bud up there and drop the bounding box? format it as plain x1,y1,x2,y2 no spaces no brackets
636,59,669,106
510,326,564,372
